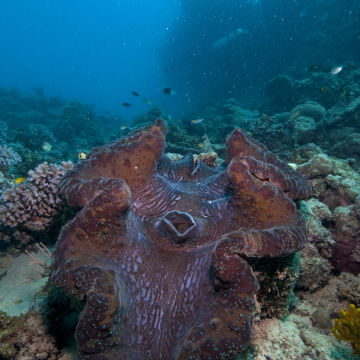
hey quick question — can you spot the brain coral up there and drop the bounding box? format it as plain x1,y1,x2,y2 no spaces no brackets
52,119,311,359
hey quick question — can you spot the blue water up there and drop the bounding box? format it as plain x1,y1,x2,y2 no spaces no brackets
0,0,180,119
1,0,359,119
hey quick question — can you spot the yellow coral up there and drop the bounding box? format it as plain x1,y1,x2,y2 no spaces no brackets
332,304,360,354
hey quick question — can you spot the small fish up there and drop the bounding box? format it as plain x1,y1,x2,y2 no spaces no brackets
288,163,297,171
246,131,253,136
163,87,176,96
191,118,205,125
289,111,301,121
42,141,52,152
14,177,26,184
307,64,322,72
212,27,247,50
330,65,343,75
121,126,128,130
122,102,132,107
131,91,140,97
78,152,87,160
320,12,329,21
299,8,308,17
197,142,205,148
142,98,154,106
321,86,328,93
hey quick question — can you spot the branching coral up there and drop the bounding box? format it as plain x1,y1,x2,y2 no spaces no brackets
0,161,72,231
332,304,360,354
0,145,21,172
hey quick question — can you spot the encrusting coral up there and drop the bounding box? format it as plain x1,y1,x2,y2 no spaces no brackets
333,304,360,354
0,161,72,231
52,119,311,359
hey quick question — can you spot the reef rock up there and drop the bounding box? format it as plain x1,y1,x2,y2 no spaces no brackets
290,101,326,122
298,155,360,274
336,272,360,307
265,75,295,111
294,116,317,145
252,312,349,360
330,133,360,165
298,154,360,209
51,119,310,359
300,198,334,258
298,244,332,292
0,310,61,360
326,96,360,127
332,204,360,274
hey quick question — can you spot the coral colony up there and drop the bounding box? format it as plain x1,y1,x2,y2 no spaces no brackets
0,162,73,231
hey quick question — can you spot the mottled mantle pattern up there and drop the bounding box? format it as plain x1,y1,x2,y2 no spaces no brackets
51,120,311,359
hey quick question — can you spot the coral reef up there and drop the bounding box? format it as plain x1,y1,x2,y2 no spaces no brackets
300,198,334,259
51,120,310,359
14,124,55,152
53,102,102,147
0,310,61,360
0,145,21,172
337,272,360,307
0,161,73,231
290,101,326,123
251,312,350,360
330,133,360,164
296,154,360,274
264,63,360,114
298,154,360,209
265,75,295,111
286,101,326,146
293,116,317,145
201,99,261,150
202,64,357,166
332,204,360,274
297,244,332,292
252,271,360,360
251,254,300,319
0,121,8,144
0,88,114,172
0,230,34,254
0,27,359,357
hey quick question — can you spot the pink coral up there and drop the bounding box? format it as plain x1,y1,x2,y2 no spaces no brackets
0,161,72,231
